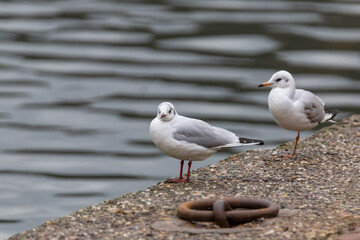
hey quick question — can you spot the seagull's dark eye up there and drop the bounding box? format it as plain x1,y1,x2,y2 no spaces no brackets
276,78,281,82
168,109,172,113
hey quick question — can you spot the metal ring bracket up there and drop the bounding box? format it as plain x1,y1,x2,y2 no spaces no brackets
177,198,279,228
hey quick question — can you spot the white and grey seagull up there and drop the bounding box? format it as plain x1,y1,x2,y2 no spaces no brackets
150,102,264,183
259,70,338,157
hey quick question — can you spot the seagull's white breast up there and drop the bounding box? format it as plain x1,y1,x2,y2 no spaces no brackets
268,88,317,131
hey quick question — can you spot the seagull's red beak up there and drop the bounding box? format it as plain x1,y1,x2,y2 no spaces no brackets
161,113,166,118
258,82,272,87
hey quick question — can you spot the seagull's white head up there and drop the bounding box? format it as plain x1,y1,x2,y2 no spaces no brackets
156,102,177,122
259,70,295,89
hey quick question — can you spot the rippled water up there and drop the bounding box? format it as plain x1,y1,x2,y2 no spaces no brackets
0,0,359,238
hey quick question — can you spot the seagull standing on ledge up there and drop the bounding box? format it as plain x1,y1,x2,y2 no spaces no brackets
150,102,264,183
259,70,338,157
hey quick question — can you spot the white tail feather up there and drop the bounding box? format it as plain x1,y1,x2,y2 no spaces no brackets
212,142,259,150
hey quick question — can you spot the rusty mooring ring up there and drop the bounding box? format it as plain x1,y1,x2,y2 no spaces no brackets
177,198,279,228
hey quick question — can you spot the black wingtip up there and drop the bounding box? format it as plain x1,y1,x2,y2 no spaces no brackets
239,137,264,145
326,109,339,120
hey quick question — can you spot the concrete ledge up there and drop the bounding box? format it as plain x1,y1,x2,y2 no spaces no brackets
10,115,360,240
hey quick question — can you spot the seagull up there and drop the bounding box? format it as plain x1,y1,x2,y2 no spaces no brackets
259,70,338,157
150,102,264,183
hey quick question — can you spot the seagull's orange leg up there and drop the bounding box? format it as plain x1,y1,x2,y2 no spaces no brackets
167,160,184,183
167,160,193,183
291,131,300,157
282,131,300,158
183,160,192,183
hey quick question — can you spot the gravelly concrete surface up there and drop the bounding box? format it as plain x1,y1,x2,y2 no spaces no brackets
9,114,360,240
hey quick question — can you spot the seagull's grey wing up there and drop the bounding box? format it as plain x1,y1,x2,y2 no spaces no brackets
172,117,235,148
295,89,325,123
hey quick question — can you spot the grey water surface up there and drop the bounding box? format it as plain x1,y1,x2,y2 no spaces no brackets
0,0,359,238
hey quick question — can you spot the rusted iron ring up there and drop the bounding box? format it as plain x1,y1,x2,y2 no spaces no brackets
177,198,279,228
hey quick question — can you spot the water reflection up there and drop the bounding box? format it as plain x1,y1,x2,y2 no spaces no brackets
278,51,360,70
0,0,359,238
157,35,280,55
269,25,360,42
